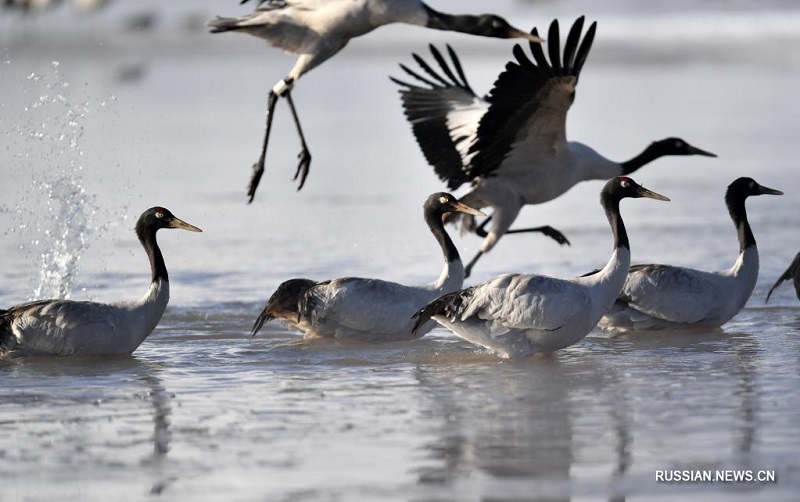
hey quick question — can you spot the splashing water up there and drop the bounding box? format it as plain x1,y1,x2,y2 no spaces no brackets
32,176,94,300
2,61,116,301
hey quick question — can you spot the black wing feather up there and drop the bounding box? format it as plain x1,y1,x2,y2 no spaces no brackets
392,45,482,190
411,287,475,335
467,17,596,180
447,45,474,94
394,64,442,89
412,52,452,87
571,20,597,78
514,43,538,75
527,27,549,68
562,16,585,70
430,45,462,88
547,21,562,73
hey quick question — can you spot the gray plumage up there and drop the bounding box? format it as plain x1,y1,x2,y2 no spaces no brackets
252,192,484,341
413,177,670,358
600,177,782,331
0,207,201,356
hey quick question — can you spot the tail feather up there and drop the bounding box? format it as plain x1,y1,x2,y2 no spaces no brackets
207,16,246,34
251,279,317,336
241,0,286,9
209,0,286,33
411,288,472,335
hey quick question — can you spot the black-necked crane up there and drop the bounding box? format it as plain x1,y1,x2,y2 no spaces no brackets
392,16,716,277
411,177,669,358
0,207,202,356
600,177,782,331
207,0,542,202
766,253,800,303
251,192,484,341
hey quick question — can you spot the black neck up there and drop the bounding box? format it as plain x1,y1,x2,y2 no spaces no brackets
136,224,168,282
601,192,629,251
425,207,460,263
619,144,664,176
424,5,476,33
725,191,756,253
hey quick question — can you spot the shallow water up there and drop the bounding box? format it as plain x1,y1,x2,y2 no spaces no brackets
2,1,800,500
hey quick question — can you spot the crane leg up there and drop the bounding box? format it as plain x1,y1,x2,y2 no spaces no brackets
463,217,571,277
464,251,484,279
507,225,570,245
474,216,570,245
247,90,279,203
284,91,312,190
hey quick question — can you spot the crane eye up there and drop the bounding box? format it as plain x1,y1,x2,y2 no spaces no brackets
439,196,449,204
155,212,164,219
620,180,630,188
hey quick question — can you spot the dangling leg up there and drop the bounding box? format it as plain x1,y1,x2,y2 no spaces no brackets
507,225,570,245
464,250,484,279
247,87,281,203
284,91,312,190
465,216,570,278
474,216,570,245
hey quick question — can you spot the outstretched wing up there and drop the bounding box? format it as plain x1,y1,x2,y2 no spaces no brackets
468,16,597,179
766,252,800,302
392,44,489,190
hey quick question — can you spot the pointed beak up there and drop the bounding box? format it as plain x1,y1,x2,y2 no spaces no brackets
169,216,203,233
508,27,544,44
687,145,717,158
638,187,671,202
450,201,486,217
758,185,784,196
